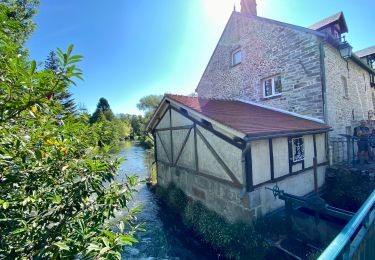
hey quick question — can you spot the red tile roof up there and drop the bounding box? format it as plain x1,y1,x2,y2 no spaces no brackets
166,94,330,137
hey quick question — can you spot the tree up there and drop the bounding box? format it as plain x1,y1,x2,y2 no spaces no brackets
45,51,76,114
90,97,115,124
136,94,162,112
0,4,141,258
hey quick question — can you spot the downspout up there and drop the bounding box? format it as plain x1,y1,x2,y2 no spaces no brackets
319,41,328,124
320,41,331,161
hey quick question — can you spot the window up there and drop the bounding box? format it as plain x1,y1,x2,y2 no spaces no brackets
371,73,375,88
292,137,304,162
232,49,241,66
263,75,282,98
341,75,348,97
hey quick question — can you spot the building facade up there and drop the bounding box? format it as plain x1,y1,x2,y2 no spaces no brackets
196,1,375,137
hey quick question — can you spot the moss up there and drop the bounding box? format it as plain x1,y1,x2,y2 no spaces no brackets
155,184,271,260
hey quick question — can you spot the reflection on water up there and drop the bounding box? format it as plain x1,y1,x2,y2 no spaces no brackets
117,142,219,260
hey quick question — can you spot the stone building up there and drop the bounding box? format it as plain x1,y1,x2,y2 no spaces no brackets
196,1,375,136
147,95,329,222
147,0,375,222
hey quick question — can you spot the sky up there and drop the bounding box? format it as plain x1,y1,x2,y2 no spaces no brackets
26,0,375,115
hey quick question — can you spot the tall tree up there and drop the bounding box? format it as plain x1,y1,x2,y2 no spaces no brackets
136,95,163,112
89,97,115,124
45,51,76,114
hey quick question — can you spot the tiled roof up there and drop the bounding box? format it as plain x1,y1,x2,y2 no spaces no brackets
309,12,348,33
355,45,375,58
166,95,330,137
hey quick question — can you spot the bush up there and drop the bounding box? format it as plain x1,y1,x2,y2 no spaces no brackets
155,184,269,259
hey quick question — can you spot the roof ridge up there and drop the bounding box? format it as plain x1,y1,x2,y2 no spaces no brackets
235,98,325,124
166,94,238,102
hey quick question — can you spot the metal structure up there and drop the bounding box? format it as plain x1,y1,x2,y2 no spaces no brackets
266,185,355,221
318,189,375,259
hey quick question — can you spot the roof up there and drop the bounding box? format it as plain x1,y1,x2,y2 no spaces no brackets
309,12,348,33
159,95,330,138
355,45,375,58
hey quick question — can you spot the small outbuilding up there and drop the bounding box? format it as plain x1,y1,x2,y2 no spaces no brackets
147,94,331,222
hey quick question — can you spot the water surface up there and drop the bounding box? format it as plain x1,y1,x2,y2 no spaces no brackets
117,142,219,260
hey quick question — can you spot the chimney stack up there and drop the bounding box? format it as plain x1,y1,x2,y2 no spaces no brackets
240,0,257,16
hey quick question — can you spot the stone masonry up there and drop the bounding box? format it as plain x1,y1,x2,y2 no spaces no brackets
196,12,325,120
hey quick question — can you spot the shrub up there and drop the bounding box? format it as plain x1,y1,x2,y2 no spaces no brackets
155,184,269,259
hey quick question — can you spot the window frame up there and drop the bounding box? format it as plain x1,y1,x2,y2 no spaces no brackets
231,49,242,67
291,136,305,163
262,74,282,98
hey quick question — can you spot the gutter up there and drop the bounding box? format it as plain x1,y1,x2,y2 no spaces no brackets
243,128,332,142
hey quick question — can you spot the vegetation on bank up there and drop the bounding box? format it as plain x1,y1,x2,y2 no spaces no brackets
155,184,292,260
324,166,375,212
0,1,143,258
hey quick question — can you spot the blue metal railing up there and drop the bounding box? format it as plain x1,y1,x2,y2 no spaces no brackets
318,189,375,259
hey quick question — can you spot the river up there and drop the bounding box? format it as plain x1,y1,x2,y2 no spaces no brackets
117,141,220,260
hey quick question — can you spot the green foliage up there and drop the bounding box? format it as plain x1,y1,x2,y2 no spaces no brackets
155,184,269,260
0,4,141,258
324,167,375,212
89,99,132,147
45,51,77,115
136,94,162,112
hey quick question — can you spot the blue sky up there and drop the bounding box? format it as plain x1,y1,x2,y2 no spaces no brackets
26,0,375,115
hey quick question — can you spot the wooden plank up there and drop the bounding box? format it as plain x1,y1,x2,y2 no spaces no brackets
174,127,193,166
155,125,194,131
194,124,199,171
157,160,242,188
170,107,245,149
252,162,328,189
244,144,254,192
169,107,174,164
196,128,241,186
269,139,274,180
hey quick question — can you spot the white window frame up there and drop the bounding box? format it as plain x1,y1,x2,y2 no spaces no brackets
292,137,305,163
231,49,241,66
262,75,282,98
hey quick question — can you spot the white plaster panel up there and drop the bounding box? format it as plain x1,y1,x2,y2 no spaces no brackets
171,109,193,127
172,129,190,164
303,135,314,168
176,130,196,170
156,109,170,129
197,133,232,182
316,133,326,163
156,134,169,163
158,131,172,162
272,138,289,178
251,140,271,185
197,126,243,184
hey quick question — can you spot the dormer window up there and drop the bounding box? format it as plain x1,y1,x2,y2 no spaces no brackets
231,49,241,66
263,75,282,98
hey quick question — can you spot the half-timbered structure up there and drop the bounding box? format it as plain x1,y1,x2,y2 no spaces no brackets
147,95,331,222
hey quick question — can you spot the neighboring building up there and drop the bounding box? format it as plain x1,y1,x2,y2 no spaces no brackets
196,0,375,136
147,95,330,222
146,0,375,222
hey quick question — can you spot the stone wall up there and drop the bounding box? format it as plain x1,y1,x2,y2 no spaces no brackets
196,12,324,120
324,44,375,136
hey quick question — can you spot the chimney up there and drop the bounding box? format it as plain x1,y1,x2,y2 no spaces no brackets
241,0,257,16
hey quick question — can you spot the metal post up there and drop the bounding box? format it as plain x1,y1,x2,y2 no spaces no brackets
329,145,333,166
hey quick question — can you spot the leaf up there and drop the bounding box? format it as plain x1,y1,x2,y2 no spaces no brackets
31,105,37,114
67,44,74,57
87,243,101,253
30,60,36,74
3,202,9,209
101,229,115,239
54,242,70,251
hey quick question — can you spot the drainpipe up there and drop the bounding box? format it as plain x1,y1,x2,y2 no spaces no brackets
320,41,330,160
